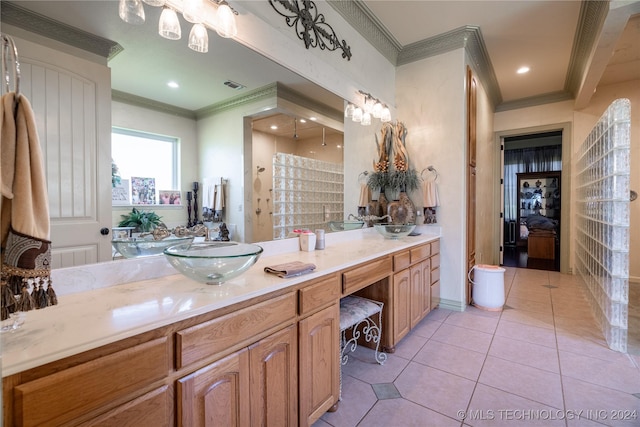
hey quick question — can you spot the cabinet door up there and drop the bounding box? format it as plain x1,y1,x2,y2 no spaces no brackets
409,264,423,329
420,259,432,320
393,269,411,342
249,325,298,427
298,303,340,427
177,349,250,427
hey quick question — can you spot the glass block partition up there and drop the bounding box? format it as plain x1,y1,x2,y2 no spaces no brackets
272,153,344,240
575,98,631,352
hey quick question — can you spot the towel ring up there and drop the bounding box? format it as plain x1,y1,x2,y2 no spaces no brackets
1,34,20,96
421,166,439,182
358,171,369,184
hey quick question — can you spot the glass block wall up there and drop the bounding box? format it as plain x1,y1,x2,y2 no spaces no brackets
272,153,344,240
575,98,631,352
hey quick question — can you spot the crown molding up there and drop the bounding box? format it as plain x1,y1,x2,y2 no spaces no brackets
276,83,344,122
1,1,122,59
327,0,401,64
112,90,197,120
196,84,278,118
564,1,609,97
495,91,573,112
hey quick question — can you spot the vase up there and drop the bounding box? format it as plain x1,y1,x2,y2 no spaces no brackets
387,191,416,224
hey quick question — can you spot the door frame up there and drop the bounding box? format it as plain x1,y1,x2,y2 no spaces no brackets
494,122,572,274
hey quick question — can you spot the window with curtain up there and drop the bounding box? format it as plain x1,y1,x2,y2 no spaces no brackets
504,145,562,221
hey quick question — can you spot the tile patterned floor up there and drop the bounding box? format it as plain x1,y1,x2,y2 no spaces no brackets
314,267,640,427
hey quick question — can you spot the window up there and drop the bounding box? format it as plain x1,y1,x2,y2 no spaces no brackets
111,128,180,205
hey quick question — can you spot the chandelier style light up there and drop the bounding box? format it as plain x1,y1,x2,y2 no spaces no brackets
344,90,391,126
118,0,238,53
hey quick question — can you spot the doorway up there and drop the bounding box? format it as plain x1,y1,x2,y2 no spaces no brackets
502,131,562,271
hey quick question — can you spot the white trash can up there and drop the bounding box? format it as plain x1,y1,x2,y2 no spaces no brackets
469,264,505,311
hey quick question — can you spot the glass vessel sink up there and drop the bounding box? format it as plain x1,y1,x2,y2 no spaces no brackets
327,220,365,231
164,242,264,285
373,223,416,239
112,236,194,258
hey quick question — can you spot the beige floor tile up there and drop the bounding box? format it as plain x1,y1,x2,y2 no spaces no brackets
358,398,460,426
556,331,628,362
394,361,476,421
444,310,500,334
409,318,444,339
495,318,557,348
499,308,555,330
562,376,640,426
320,375,377,427
431,323,494,354
466,383,565,426
413,339,486,380
479,356,564,409
507,287,551,304
506,295,553,314
392,329,428,360
341,348,409,385
423,307,452,323
311,419,332,427
488,335,560,373
559,350,640,394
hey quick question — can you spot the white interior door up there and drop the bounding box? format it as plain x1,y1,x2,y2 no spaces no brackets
16,36,113,268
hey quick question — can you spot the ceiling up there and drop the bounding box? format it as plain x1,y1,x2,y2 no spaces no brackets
3,1,639,136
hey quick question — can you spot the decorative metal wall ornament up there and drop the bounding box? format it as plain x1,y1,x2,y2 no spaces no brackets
268,0,352,60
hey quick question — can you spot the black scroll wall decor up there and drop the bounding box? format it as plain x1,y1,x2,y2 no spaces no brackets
268,0,352,60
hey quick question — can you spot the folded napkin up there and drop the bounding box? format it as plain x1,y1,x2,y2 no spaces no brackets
264,261,316,278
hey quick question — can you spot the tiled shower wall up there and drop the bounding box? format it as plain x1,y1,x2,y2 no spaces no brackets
272,153,344,240
575,98,631,352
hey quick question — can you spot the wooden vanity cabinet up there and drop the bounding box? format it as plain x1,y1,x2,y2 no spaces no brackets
298,274,341,427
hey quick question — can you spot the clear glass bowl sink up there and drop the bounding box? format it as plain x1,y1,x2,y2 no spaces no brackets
164,242,264,285
112,236,194,258
373,223,416,239
328,220,365,231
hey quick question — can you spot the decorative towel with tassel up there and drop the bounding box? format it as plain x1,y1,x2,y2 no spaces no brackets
421,180,440,224
0,92,56,321
358,183,370,207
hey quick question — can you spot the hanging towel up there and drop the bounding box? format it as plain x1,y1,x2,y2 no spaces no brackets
1,92,55,319
213,182,225,211
358,183,369,207
422,181,440,208
202,177,216,209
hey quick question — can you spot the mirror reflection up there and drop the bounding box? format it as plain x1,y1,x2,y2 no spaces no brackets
1,1,345,268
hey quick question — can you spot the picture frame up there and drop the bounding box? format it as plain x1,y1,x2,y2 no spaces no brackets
159,190,182,205
131,177,156,205
112,178,130,205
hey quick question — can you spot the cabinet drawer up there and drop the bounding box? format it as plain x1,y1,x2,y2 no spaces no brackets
431,253,441,270
14,337,170,427
177,292,296,368
431,266,440,283
393,250,411,271
431,239,440,255
299,273,340,317
342,256,392,294
410,244,431,263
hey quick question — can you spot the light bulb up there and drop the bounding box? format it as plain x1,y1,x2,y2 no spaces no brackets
344,103,354,118
159,7,181,40
361,111,372,126
119,0,145,25
188,23,209,53
183,0,205,23
352,107,363,123
216,1,238,38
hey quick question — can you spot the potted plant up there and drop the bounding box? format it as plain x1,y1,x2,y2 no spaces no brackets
118,207,163,233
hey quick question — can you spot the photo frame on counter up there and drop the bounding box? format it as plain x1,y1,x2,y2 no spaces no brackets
112,179,130,205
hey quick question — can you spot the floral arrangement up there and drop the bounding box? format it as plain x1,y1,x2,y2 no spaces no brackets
367,123,392,191
388,122,420,194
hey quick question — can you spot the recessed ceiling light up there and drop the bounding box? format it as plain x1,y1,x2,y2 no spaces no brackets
309,117,317,121
167,81,179,88
517,66,530,74
299,118,307,123
270,125,278,130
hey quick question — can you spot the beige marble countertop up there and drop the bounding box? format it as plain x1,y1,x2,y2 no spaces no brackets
1,226,440,377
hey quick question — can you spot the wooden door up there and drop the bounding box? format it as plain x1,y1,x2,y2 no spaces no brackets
298,303,340,427
15,36,113,268
249,325,298,426
466,66,477,305
392,269,411,342
177,349,250,427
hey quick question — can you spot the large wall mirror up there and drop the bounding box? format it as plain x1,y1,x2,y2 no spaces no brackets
2,1,346,267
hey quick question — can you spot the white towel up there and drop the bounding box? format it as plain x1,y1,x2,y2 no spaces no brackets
213,183,225,211
422,181,440,208
358,183,369,207
202,177,216,209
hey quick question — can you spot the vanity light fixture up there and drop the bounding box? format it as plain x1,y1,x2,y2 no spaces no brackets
344,90,391,125
118,0,239,53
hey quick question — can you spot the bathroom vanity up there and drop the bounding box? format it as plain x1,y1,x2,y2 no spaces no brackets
2,227,440,426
